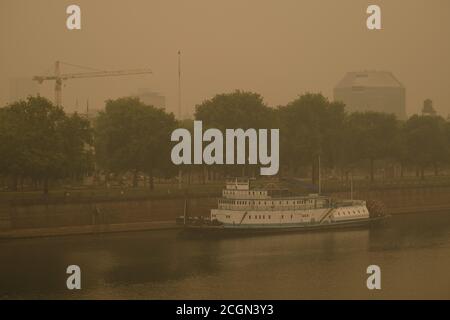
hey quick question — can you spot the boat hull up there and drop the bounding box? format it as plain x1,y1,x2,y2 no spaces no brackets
180,216,389,237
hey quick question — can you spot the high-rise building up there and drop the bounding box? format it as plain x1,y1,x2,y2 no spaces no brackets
9,77,40,103
334,71,406,120
132,88,166,109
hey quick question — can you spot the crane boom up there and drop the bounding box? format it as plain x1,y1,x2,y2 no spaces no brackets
32,61,153,106
33,69,152,82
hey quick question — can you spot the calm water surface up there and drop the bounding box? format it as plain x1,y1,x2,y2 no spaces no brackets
1,212,450,299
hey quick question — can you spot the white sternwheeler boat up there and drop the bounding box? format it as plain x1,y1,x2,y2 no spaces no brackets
181,178,387,234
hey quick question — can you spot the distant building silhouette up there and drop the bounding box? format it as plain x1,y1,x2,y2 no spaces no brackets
9,78,39,103
132,88,166,109
334,71,406,120
421,99,437,116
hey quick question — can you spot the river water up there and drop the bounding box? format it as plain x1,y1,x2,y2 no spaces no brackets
1,212,450,299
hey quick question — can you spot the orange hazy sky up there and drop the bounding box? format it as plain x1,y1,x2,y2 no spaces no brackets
1,0,450,117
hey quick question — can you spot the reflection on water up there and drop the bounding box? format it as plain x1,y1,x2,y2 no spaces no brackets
1,212,450,299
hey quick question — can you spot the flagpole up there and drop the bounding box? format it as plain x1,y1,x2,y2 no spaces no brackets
178,50,182,189
318,155,321,195
178,50,182,120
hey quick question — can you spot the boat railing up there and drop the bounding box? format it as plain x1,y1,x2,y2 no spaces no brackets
333,199,366,207
217,204,323,211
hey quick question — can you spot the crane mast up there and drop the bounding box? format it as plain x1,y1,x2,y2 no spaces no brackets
33,61,153,107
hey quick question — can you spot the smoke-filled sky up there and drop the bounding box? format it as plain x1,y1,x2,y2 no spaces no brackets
1,0,450,117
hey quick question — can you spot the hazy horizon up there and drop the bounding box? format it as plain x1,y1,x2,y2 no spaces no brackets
1,0,450,117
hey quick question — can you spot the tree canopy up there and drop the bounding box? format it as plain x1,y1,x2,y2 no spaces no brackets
0,96,93,193
195,90,273,130
94,97,177,189
278,93,346,180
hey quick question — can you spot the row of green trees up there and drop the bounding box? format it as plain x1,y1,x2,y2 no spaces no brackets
1,92,450,193
195,91,450,183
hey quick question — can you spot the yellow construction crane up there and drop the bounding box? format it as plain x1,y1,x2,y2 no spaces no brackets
33,61,153,106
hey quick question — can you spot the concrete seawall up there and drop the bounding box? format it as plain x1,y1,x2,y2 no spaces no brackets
1,186,450,239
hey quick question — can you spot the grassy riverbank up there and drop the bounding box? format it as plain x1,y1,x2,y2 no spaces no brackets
2,176,450,205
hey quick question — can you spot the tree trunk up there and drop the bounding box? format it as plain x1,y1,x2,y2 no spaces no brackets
133,169,138,188
202,167,206,184
148,168,154,190
370,158,375,182
11,175,18,192
187,167,191,185
43,177,49,195
420,166,425,180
